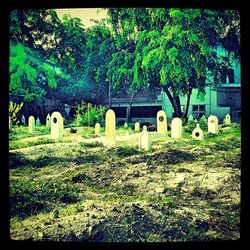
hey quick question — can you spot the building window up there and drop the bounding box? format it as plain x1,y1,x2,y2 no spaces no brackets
228,68,235,83
192,105,206,119
221,67,235,83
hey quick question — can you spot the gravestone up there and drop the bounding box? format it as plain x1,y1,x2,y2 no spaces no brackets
77,135,83,143
105,109,116,146
188,114,194,122
51,111,64,140
28,116,35,134
125,130,129,138
139,125,151,151
124,122,128,129
208,115,218,134
95,123,101,136
223,114,231,126
46,114,51,128
21,115,26,125
171,118,182,139
134,122,140,132
36,117,41,126
157,110,167,134
192,124,204,140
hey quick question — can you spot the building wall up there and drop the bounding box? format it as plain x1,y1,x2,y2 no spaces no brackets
161,87,231,122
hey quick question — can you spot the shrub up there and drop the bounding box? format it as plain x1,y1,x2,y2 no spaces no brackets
9,101,24,127
74,101,106,127
184,117,207,133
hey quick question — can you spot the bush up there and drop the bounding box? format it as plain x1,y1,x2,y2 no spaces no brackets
9,101,24,127
184,117,207,133
74,101,106,127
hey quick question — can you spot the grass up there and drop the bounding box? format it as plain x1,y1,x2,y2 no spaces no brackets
9,123,241,241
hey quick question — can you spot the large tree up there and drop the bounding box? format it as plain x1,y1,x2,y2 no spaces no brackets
106,8,240,118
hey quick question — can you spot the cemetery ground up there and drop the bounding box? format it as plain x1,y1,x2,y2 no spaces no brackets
9,123,241,242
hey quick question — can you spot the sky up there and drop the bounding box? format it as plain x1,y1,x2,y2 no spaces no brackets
55,8,107,28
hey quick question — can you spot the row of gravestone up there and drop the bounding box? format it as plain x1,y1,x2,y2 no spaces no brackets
27,112,64,140
104,109,232,150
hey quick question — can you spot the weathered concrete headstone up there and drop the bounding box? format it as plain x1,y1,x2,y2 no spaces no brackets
139,125,151,151
77,135,83,143
28,116,35,134
125,130,129,138
223,113,231,126
105,109,116,146
188,114,194,122
171,118,182,139
192,124,204,140
21,115,26,125
134,122,140,132
95,123,101,136
46,114,51,128
36,117,41,126
51,111,64,140
124,122,128,129
208,115,218,134
157,110,167,134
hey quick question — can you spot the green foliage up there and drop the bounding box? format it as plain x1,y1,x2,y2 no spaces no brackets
9,42,60,102
9,101,24,127
74,101,106,127
184,117,207,133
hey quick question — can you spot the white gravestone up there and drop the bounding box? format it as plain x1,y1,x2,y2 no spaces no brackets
21,115,26,125
36,117,41,126
124,122,128,129
95,123,101,136
46,114,51,128
188,114,194,122
171,118,182,139
192,124,204,140
51,111,64,140
125,130,129,138
139,125,151,151
223,114,231,125
157,110,167,134
77,135,83,143
208,115,218,134
28,116,35,134
135,122,140,132
105,109,116,146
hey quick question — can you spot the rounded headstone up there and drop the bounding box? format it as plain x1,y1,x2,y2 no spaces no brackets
51,111,64,140
208,115,218,134
139,126,151,151
105,109,116,146
224,113,231,126
134,122,140,132
171,117,182,139
28,116,35,134
157,110,167,134
95,123,101,136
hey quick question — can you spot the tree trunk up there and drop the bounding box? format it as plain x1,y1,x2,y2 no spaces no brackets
182,87,193,120
126,92,136,123
174,95,183,118
108,81,112,109
162,85,181,117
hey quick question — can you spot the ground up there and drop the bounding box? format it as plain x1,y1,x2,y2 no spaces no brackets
9,123,241,242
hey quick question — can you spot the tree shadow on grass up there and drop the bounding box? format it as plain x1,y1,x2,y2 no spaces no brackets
128,149,197,166
9,152,104,169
